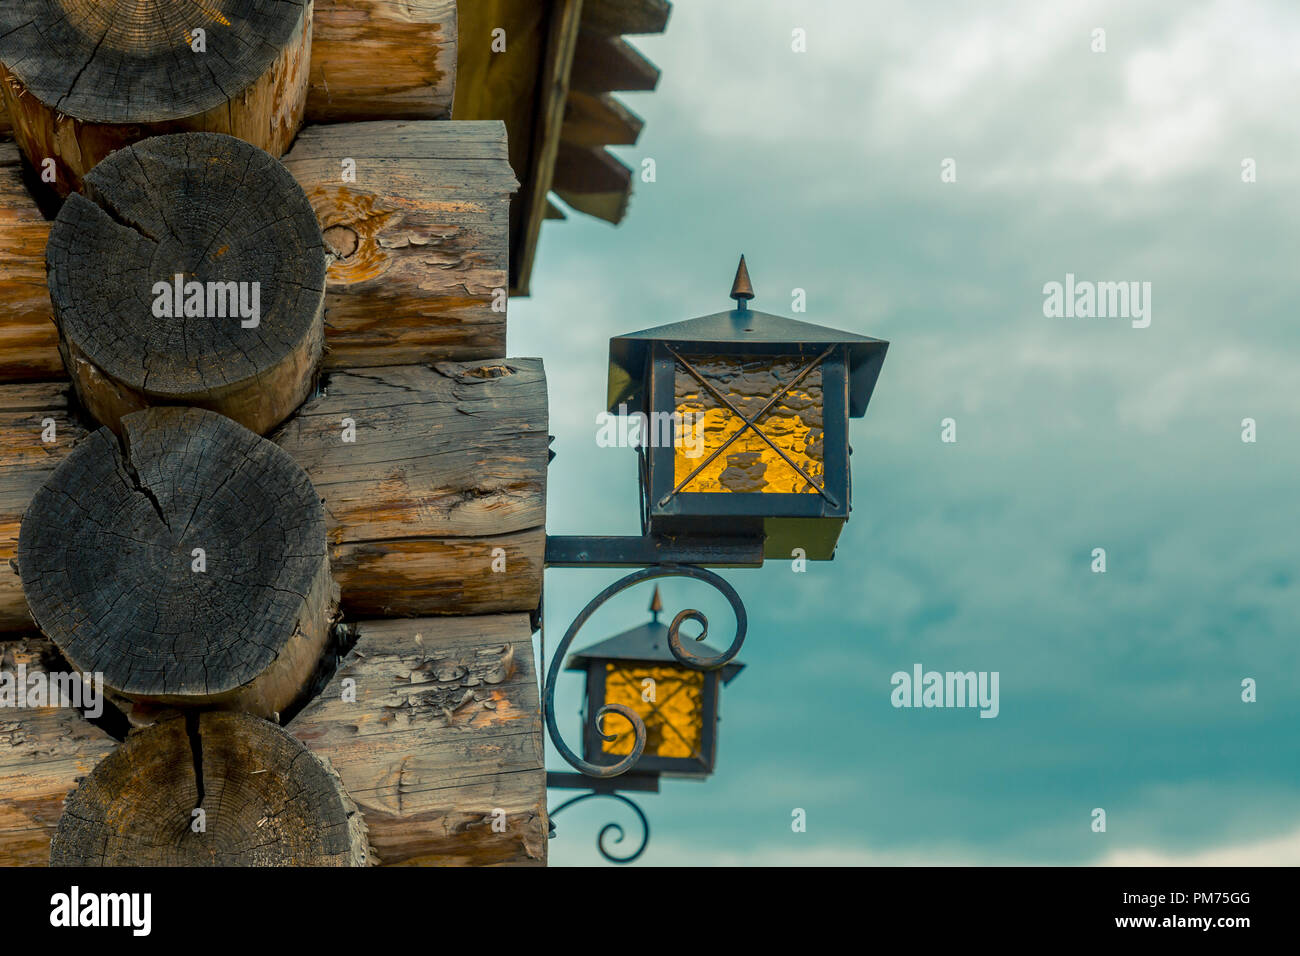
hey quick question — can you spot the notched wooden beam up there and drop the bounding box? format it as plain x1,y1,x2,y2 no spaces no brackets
570,32,662,93
581,0,672,37
271,358,549,619
552,143,633,224
562,91,646,148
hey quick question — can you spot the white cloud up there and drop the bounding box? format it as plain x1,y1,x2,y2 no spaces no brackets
529,2,1300,868
624,826,1300,866
645,0,1300,190
1100,826,1300,866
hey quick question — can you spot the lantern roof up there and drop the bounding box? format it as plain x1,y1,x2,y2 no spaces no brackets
607,256,889,416
565,586,745,684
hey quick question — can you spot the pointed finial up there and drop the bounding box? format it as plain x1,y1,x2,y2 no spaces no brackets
649,585,663,623
730,255,754,310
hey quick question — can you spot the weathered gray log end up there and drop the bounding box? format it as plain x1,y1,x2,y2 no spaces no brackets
51,711,370,867
0,1,312,193
17,406,336,718
46,132,326,435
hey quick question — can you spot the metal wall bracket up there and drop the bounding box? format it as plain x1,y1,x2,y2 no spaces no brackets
544,533,764,568
546,771,659,864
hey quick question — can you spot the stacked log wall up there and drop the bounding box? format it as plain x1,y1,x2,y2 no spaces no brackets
0,1,552,867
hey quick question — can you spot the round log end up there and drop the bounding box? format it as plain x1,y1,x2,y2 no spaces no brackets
51,712,370,867
46,132,326,434
17,406,335,718
0,1,308,125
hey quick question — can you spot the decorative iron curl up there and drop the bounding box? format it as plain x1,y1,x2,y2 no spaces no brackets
549,790,650,864
543,564,748,778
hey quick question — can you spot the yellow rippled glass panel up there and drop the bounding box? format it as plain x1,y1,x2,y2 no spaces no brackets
672,355,824,494
601,664,705,759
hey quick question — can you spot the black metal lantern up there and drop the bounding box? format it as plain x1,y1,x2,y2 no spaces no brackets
605,256,888,560
565,586,743,778
542,255,889,855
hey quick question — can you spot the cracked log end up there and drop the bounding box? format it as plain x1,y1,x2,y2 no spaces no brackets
51,711,370,867
46,132,326,435
0,0,311,194
17,406,336,718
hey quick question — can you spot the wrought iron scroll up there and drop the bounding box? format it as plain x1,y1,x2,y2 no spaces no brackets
542,564,748,778
548,790,650,864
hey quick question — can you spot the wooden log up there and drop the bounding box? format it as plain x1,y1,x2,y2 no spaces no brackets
0,359,546,632
271,359,548,618
51,711,370,866
0,383,90,631
282,120,516,368
46,132,327,435
290,615,545,866
0,122,515,381
17,406,336,718
308,0,457,123
0,636,117,866
0,0,312,196
0,142,57,383
0,0,460,139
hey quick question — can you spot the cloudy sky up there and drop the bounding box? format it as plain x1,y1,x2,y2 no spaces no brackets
510,0,1300,865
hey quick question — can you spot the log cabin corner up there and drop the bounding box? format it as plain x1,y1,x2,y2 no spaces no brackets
0,0,669,867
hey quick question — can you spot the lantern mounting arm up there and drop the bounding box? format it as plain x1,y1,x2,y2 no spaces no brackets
544,533,764,568
542,563,749,780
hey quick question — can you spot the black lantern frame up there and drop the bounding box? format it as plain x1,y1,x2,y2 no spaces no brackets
542,567,745,865
543,256,887,863
603,257,887,562
643,340,852,560
542,564,746,781
566,594,744,778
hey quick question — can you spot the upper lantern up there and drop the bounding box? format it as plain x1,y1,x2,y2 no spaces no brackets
607,257,889,561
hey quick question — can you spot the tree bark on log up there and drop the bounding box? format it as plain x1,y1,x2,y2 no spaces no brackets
0,383,90,631
271,359,547,618
0,142,57,382
17,407,336,718
51,711,370,866
0,122,515,382
46,132,327,435
282,120,516,368
0,636,118,866
309,0,457,123
0,0,312,196
290,615,546,866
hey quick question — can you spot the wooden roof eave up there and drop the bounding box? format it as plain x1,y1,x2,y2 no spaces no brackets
457,0,670,296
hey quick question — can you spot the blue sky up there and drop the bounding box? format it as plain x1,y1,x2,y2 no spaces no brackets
510,0,1300,865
